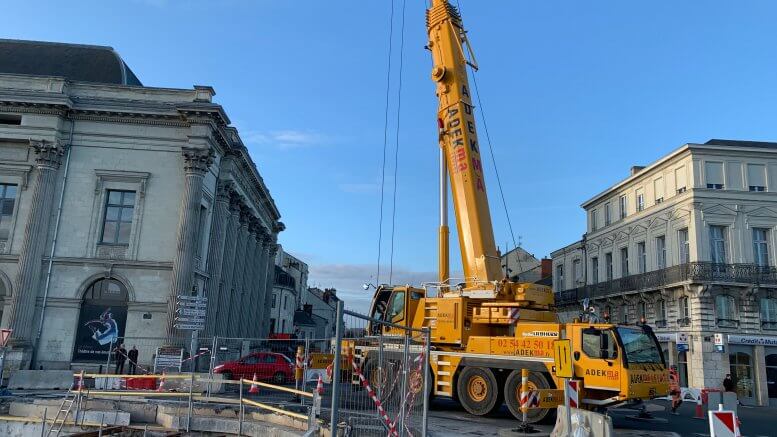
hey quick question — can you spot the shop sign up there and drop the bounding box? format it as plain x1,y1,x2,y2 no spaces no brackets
677,332,689,345
655,333,677,343
677,343,689,352
714,333,724,346
726,334,777,346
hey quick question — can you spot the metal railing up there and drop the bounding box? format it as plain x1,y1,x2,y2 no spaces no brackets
556,262,777,304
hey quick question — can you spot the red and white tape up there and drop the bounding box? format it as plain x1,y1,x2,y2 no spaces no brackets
350,355,399,437
392,340,426,435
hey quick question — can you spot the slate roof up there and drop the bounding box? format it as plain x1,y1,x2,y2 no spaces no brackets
0,39,142,86
704,139,777,150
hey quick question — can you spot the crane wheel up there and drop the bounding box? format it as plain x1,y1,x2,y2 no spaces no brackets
503,369,556,424
456,367,502,416
363,359,397,403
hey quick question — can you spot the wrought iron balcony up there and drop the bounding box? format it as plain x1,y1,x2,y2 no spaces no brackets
555,262,777,305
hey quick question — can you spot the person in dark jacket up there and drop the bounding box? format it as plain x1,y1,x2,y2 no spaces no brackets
127,345,139,375
114,343,127,374
723,374,735,392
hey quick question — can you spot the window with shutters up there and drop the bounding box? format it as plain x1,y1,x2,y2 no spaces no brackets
678,228,690,264
675,166,687,193
0,184,17,241
753,228,769,267
656,236,667,269
747,163,766,192
591,209,597,231
678,296,690,326
605,253,613,281
604,202,611,226
761,297,777,330
656,299,667,328
591,257,599,283
637,241,646,273
620,247,629,277
556,265,564,291
619,195,627,219
705,161,724,189
710,226,727,264
654,177,664,203
715,294,738,328
636,188,645,212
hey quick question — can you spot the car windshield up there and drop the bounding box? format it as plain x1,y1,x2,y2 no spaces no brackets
617,327,663,364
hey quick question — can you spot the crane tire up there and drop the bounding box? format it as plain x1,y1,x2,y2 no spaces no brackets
503,369,556,424
456,367,502,416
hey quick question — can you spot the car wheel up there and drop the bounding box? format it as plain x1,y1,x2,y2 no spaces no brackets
273,372,286,384
456,367,502,416
503,369,556,424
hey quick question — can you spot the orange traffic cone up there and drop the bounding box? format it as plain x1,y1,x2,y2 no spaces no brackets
249,373,260,395
316,374,324,395
157,371,166,392
693,394,704,419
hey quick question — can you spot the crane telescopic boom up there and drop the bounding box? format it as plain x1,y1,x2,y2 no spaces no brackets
427,0,501,286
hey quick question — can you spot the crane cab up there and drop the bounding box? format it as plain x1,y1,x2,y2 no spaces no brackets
366,285,426,336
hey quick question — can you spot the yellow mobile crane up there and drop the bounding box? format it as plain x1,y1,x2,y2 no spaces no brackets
357,0,668,423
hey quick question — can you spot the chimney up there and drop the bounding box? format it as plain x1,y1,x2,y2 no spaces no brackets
541,258,552,278
630,166,645,176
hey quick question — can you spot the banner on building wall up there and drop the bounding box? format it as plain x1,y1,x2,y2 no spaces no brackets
727,334,777,346
72,304,128,362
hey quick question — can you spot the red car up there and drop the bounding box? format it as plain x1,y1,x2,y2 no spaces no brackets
213,352,294,384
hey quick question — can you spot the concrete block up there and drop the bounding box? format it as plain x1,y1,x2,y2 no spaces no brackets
75,410,131,426
8,370,74,390
551,406,613,437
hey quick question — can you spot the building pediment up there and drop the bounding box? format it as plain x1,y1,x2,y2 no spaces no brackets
746,206,777,218
702,204,737,216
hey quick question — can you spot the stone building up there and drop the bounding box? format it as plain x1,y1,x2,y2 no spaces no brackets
268,248,309,335
552,139,777,406
0,39,283,370
500,246,551,284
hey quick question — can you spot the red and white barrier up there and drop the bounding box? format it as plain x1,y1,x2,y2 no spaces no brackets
709,408,740,437
350,355,399,437
566,380,579,408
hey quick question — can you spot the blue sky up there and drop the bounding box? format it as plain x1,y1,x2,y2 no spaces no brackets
6,1,777,311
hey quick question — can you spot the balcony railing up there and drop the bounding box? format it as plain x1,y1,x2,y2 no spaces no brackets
556,262,777,305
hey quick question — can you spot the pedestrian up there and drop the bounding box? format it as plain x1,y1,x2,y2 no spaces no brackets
114,343,127,374
669,366,682,415
128,345,139,375
723,374,735,392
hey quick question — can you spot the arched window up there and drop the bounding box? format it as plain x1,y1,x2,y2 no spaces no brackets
715,294,738,328
73,278,129,362
761,297,777,330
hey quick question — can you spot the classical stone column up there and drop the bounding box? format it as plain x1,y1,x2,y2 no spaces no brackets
261,241,280,338
215,194,241,336
165,147,213,342
250,227,267,337
7,140,64,347
227,207,249,337
203,181,232,337
245,221,261,338
254,235,272,337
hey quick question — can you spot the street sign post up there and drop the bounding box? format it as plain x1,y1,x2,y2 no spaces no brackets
174,295,207,331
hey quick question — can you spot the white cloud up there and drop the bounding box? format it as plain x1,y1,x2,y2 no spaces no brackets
308,263,441,314
241,129,328,150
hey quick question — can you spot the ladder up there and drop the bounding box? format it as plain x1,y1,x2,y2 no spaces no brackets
46,388,80,436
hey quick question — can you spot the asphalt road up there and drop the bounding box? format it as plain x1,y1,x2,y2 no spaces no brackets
426,398,776,437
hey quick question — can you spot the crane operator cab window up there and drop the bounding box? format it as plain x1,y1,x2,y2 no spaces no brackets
582,327,618,360
388,290,406,322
